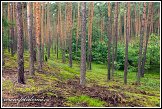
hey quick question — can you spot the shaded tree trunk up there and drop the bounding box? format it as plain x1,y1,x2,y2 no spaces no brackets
137,2,146,85
107,2,112,81
27,2,34,75
124,2,130,84
80,2,86,86
33,3,37,62
141,3,153,77
114,2,118,62
16,2,25,84
11,3,14,56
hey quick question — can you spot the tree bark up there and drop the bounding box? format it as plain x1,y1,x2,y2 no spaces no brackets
80,2,86,86
124,3,130,84
141,3,153,77
114,2,118,62
35,2,42,70
33,3,37,62
107,2,112,81
27,2,34,75
137,2,146,85
87,2,94,70
16,2,25,84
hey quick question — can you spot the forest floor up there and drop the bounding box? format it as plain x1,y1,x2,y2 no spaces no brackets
2,50,160,107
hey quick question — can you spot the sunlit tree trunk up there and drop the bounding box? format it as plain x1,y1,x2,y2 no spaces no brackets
35,2,42,70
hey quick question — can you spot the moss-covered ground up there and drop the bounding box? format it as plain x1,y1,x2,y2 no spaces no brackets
2,49,160,107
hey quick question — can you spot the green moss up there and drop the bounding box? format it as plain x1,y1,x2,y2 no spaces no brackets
67,95,106,107
35,72,58,82
2,80,14,92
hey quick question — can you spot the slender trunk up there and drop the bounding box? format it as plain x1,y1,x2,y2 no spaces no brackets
87,3,94,70
124,3,130,84
41,3,44,62
107,2,112,81
137,2,146,85
80,2,86,86
8,2,11,52
35,3,42,70
141,3,153,77
11,3,14,56
33,3,37,62
16,2,25,84
27,2,34,75
114,2,118,62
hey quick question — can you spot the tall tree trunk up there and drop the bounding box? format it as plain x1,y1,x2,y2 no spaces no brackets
33,3,37,62
141,3,153,77
114,2,118,62
66,3,73,67
107,2,112,81
137,2,146,85
35,3,42,70
11,3,14,56
16,2,25,84
8,2,11,53
124,2,130,85
27,2,34,75
134,3,137,37
41,3,44,62
80,2,86,86
87,2,94,70
47,3,50,59
76,3,80,52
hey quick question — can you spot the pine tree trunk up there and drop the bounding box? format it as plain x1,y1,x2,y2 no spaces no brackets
137,2,146,85
11,3,14,57
16,2,25,84
141,3,153,77
80,2,86,86
35,3,42,70
87,3,94,70
33,3,37,62
27,2,34,75
114,2,118,62
107,2,112,81
124,3,130,84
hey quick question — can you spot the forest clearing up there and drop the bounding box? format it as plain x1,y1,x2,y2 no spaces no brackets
1,1,160,107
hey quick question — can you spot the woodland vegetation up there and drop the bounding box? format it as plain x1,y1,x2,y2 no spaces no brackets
2,2,160,107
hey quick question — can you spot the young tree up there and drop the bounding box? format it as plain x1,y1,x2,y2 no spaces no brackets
35,2,42,70
16,2,25,84
137,2,146,85
107,2,112,81
27,2,34,75
124,2,130,84
80,2,86,86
